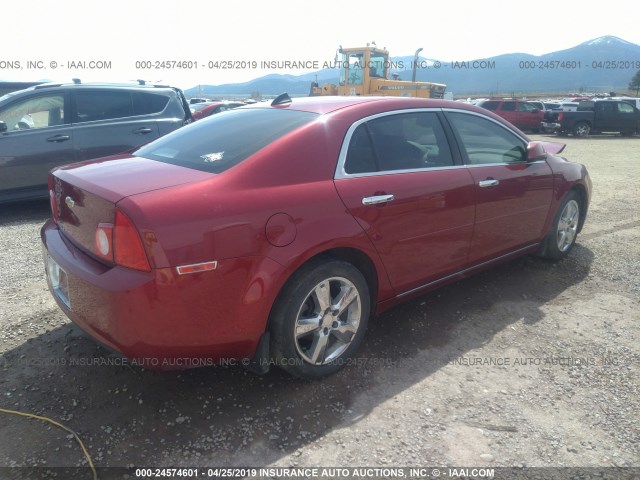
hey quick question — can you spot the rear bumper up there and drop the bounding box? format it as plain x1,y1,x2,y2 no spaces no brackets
41,219,281,369
542,122,561,132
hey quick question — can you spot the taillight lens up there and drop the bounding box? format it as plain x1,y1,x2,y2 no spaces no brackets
94,210,150,271
113,210,151,272
558,112,564,121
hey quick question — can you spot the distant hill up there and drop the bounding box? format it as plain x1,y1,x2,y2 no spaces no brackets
186,36,640,97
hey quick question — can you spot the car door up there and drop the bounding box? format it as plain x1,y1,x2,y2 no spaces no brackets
499,101,517,126
591,102,617,131
71,89,160,161
516,101,542,129
614,102,639,132
444,110,554,264
334,110,476,294
0,91,74,198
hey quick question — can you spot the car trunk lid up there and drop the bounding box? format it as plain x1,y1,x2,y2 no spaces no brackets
50,155,212,259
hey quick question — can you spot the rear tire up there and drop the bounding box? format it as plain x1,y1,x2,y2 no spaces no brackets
541,191,582,260
269,258,370,379
573,121,591,138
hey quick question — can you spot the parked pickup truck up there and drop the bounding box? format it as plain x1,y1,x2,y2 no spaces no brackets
543,100,640,137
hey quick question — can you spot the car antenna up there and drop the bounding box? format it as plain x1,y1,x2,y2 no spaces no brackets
271,93,292,106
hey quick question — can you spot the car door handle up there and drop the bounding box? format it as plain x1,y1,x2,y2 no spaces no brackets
478,179,500,188
132,127,153,134
362,194,394,205
46,135,71,143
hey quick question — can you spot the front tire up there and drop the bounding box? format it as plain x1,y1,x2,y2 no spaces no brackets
541,191,582,260
270,259,371,379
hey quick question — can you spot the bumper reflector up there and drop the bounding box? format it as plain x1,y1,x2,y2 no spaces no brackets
176,261,218,275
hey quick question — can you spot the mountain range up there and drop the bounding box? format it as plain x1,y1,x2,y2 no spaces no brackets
186,36,640,97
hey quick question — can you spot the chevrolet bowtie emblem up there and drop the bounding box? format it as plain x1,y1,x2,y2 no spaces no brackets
65,196,75,209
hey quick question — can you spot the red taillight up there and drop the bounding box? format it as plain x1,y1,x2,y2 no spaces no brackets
558,112,564,121
113,210,151,272
48,176,58,223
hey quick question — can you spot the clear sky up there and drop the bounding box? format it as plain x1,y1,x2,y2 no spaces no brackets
2,0,638,90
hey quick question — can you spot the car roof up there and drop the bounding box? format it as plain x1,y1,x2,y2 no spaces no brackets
246,95,477,115
6,82,178,98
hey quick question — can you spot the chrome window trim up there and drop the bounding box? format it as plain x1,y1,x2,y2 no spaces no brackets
334,108,535,180
335,164,467,179
334,108,452,180
465,160,546,168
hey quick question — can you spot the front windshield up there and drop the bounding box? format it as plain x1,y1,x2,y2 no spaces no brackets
346,53,364,85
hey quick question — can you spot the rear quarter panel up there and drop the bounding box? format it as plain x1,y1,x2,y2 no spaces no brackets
120,114,396,332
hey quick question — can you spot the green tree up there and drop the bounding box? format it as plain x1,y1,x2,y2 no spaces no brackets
630,70,640,96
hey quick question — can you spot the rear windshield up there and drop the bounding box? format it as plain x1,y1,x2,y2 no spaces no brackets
134,108,319,173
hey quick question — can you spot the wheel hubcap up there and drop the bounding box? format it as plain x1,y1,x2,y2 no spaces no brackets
294,277,361,365
557,199,579,252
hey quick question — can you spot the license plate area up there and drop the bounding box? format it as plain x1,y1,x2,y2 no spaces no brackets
46,255,71,309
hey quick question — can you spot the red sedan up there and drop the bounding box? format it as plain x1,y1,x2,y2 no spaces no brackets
41,95,591,379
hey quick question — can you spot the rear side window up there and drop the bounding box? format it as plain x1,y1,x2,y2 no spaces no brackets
75,91,133,122
479,101,499,111
578,101,595,111
134,108,318,173
501,102,516,111
132,92,169,115
344,112,454,174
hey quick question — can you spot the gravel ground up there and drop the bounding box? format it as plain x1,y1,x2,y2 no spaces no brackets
0,134,638,478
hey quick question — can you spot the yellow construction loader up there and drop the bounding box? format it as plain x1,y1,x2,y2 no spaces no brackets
310,44,446,98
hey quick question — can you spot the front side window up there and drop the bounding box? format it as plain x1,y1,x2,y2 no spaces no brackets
446,112,527,165
617,102,634,114
344,112,454,174
135,108,318,174
501,101,516,112
0,94,65,131
518,102,536,112
75,90,133,122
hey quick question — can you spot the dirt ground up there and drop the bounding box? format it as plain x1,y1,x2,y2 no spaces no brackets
0,134,638,479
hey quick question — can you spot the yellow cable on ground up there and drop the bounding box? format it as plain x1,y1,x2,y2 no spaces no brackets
0,407,97,480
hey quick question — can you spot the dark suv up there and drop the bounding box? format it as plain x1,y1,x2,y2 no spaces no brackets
0,81,192,203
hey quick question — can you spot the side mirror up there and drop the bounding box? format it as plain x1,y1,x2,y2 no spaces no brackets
527,141,547,161
0,121,7,133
